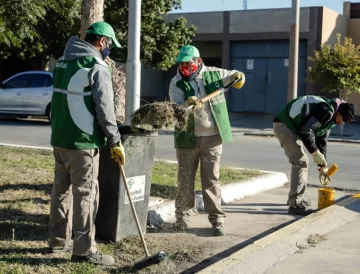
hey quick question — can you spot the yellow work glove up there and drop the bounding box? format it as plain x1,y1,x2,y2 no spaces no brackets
232,72,245,89
312,150,327,166
110,143,126,165
185,96,204,113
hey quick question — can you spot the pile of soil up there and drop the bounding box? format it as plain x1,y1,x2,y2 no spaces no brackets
307,233,328,245
112,234,208,273
131,102,188,132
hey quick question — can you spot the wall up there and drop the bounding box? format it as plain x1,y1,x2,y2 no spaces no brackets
164,12,223,33
346,3,360,110
321,7,347,46
347,18,360,45
140,65,167,102
192,41,222,57
230,8,310,33
347,92,360,111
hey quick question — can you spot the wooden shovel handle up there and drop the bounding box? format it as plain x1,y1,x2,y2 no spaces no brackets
199,89,223,104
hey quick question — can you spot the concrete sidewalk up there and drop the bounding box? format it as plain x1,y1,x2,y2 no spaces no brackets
229,112,360,143
150,185,356,273
264,215,360,274
196,191,360,274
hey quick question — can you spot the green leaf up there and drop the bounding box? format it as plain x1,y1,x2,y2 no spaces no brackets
307,34,360,95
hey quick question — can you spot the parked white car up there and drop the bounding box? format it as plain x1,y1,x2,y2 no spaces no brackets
0,71,53,120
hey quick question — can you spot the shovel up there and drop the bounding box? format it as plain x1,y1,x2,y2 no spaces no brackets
134,78,240,130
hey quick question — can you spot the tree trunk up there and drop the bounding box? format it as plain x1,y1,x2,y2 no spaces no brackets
81,0,126,124
338,87,348,137
339,87,348,101
80,0,104,39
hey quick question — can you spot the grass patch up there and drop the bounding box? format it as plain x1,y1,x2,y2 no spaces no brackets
151,161,263,199
0,146,263,273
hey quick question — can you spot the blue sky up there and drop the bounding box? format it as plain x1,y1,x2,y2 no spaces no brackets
171,0,344,14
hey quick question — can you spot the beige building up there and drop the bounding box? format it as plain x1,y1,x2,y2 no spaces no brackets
343,2,360,111
141,1,360,115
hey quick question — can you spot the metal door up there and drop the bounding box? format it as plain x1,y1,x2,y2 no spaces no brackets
230,40,307,114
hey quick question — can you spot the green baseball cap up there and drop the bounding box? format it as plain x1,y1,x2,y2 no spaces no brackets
176,45,200,62
86,21,121,48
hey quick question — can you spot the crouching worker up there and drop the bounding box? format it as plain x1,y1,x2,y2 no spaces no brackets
169,45,245,236
273,95,356,216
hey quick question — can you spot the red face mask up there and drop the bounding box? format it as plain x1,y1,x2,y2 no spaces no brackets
179,63,199,77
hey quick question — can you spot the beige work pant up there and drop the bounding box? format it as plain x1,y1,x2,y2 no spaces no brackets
48,146,99,256
273,122,309,206
175,134,226,225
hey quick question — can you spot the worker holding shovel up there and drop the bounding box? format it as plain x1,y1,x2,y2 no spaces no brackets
273,96,357,216
169,45,245,236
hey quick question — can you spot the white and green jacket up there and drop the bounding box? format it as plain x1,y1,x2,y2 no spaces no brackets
51,36,120,150
169,64,241,149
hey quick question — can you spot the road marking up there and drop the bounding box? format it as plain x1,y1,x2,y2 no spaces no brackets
0,143,52,150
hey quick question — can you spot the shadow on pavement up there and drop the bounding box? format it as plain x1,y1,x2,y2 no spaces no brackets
0,115,49,126
180,218,298,274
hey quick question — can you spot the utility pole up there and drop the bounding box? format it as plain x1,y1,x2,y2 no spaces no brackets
287,0,300,102
243,0,247,10
125,0,142,125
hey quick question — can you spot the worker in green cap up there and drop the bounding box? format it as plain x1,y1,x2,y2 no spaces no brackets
48,21,124,266
169,45,245,236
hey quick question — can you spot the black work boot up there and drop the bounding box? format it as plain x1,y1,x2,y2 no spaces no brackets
212,223,226,236
288,203,315,216
71,250,115,266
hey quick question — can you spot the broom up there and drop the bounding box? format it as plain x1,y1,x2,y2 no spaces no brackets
117,158,167,270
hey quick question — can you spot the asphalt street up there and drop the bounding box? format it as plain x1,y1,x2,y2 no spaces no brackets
0,117,359,191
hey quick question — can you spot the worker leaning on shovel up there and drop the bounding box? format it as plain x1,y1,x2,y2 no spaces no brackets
169,45,245,236
48,21,125,266
273,96,357,216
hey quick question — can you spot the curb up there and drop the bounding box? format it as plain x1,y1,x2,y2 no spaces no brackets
147,163,288,226
221,171,288,204
243,132,360,144
197,193,360,274
148,198,176,226
0,143,52,150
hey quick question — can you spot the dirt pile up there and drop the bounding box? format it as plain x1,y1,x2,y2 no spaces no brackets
131,102,188,132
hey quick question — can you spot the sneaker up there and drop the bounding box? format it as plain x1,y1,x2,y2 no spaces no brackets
49,240,73,254
288,204,315,216
71,250,115,266
174,219,188,231
212,223,226,236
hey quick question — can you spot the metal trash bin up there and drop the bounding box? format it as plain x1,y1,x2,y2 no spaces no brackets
96,125,158,241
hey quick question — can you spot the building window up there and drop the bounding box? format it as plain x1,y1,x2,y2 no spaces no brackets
350,3,360,19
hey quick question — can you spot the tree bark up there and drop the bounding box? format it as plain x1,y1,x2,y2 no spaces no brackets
80,0,126,124
339,87,348,101
80,0,104,39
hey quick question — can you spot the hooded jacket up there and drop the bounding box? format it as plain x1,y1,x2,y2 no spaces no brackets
169,64,240,148
275,96,341,158
51,36,120,149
